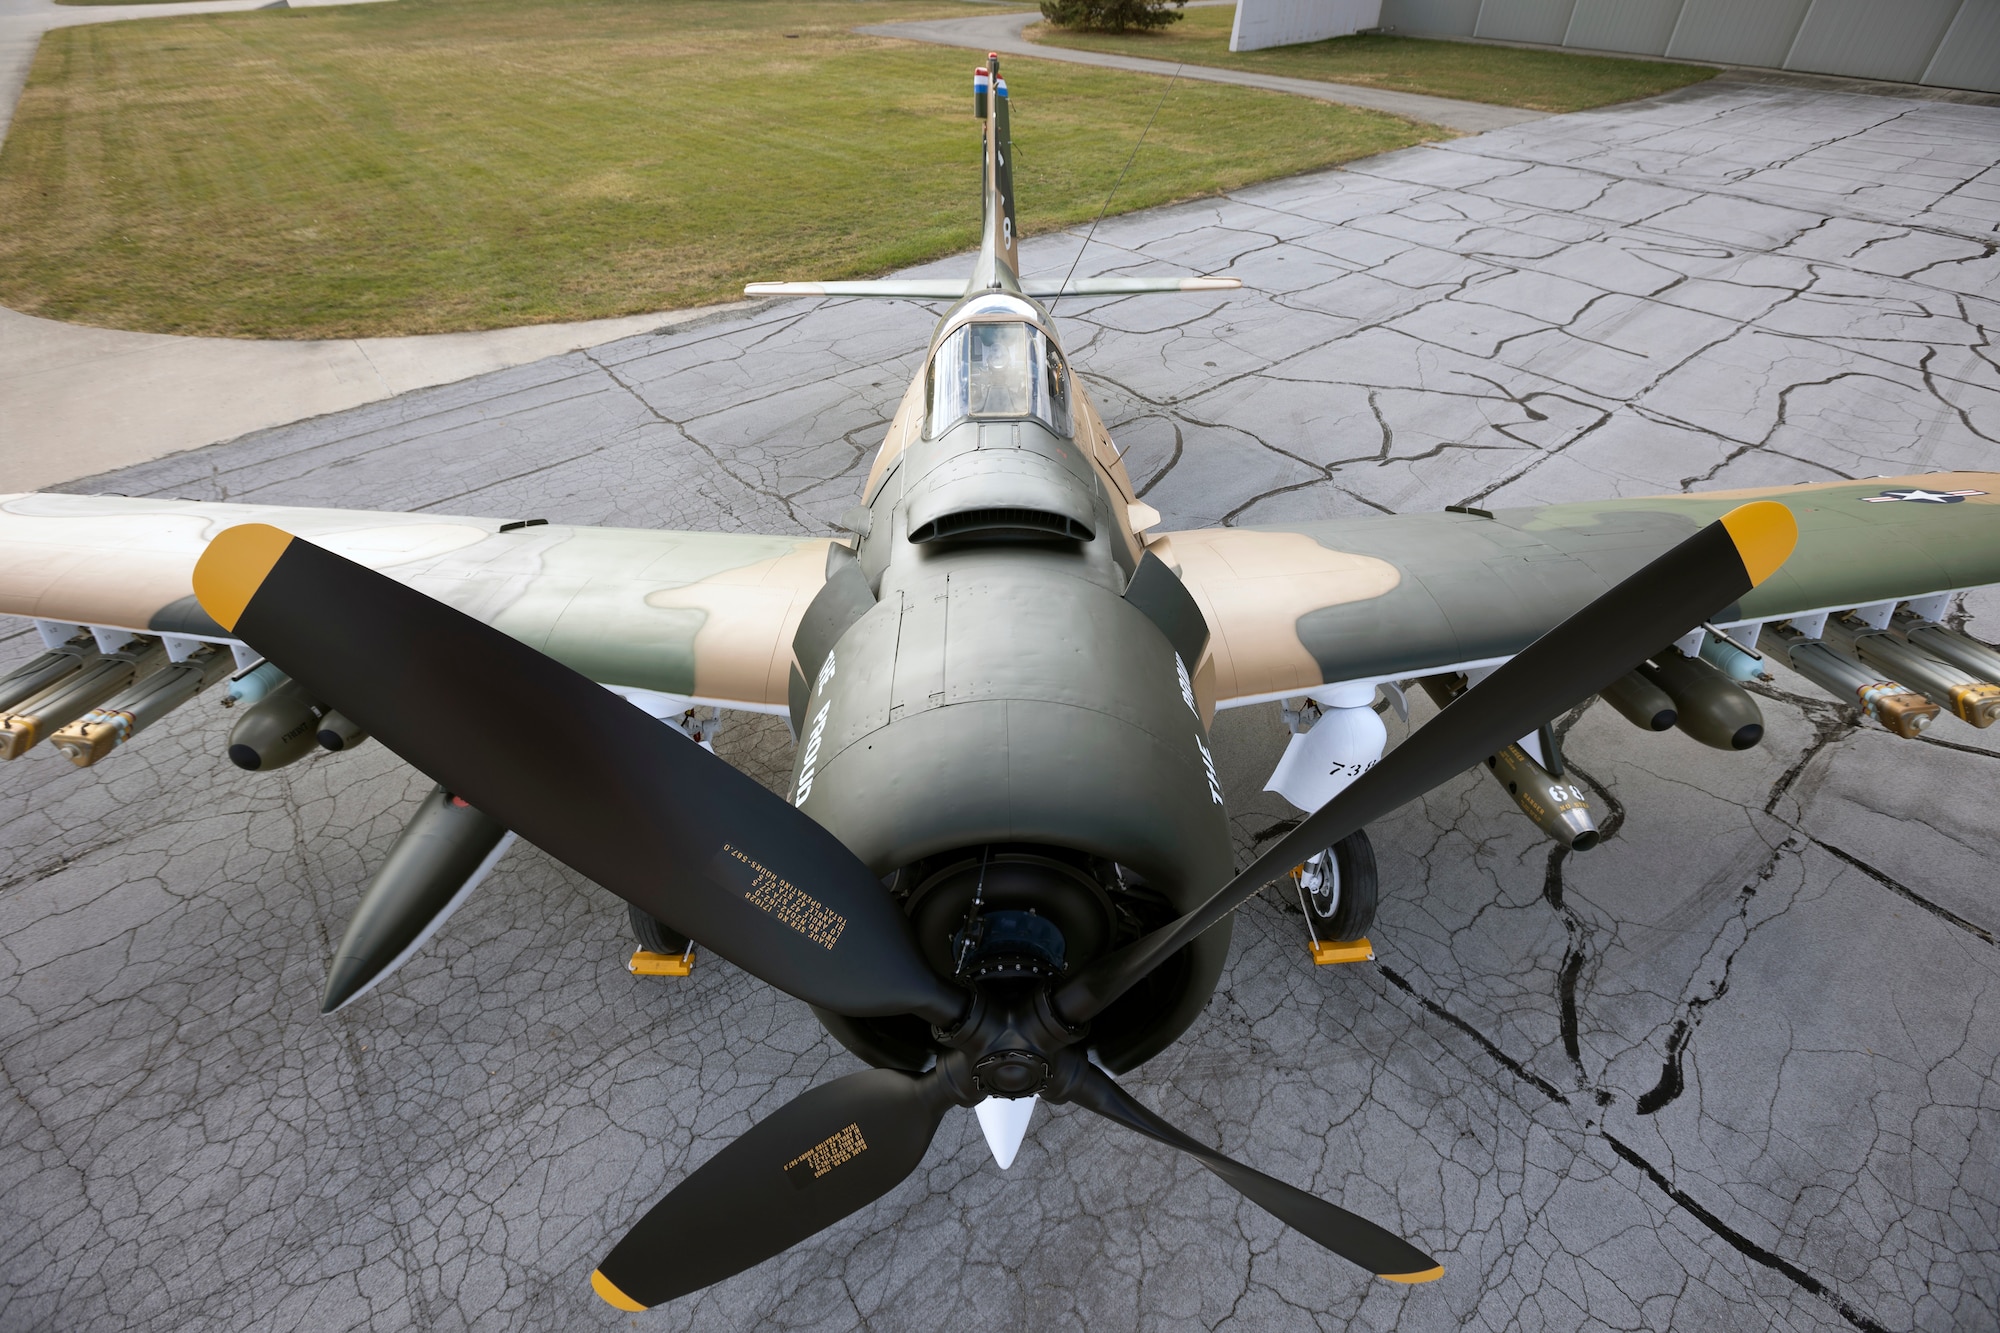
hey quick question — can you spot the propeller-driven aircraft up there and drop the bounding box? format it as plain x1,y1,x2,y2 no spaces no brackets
6,56,2000,1311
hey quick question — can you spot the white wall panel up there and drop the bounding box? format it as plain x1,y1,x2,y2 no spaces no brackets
1564,0,1684,54
1230,0,1385,51
1473,0,1578,45
1376,0,1483,36
1921,0,2000,92
1664,0,1813,65
1784,0,1964,83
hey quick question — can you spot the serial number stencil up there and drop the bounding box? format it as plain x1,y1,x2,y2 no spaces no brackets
784,1123,868,1189
716,843,848,949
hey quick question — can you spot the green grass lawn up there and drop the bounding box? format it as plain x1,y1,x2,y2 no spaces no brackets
0,0,1435,338
1030,6,1718,113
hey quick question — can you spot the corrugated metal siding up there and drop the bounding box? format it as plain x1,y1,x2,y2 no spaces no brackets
1473,0,1578,45
1379,0,1485,36
1376,0,1990,92
1922,0,2000,93
1664,0,1814,66
1563,0,1684,54
1785,0,1965,82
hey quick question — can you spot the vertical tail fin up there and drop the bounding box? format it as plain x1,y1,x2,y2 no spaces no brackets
973,53,1021,293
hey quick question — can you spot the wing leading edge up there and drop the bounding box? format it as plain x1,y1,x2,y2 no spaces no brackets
0,493,829,713
1162,473,2000,708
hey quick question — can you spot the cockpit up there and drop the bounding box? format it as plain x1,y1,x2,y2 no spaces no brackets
927,296,1070,438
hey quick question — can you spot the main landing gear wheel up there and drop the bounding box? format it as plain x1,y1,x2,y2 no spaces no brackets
628,903,692,956
1293,829,1377,943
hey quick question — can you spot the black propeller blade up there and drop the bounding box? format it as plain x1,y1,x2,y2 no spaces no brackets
191,524,965,1026
1054,500,1799,1023
1060,1063,1442,1282
590,1068,959,1311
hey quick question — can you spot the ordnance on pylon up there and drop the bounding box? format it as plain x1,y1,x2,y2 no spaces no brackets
0,636,167,760
1697,627,1768,681
1890,610,2000,690
1599,670,1676,732
1823,614,2000,728
226,677,327,771
1637,646,1764,751
1486,741,1600,851
1419,674,1599,849
0,632,101,713
48,644,234,767
1767,624,1937,738
320,784,515,1012
227,659,286,706
316,710,369,753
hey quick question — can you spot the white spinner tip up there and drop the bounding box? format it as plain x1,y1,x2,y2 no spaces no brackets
973,1095,1036,1170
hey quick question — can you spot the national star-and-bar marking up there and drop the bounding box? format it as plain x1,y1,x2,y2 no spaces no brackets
1862,487,1988,503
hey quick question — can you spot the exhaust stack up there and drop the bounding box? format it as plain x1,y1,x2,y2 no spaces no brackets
1768,624,1938,738
49,644,233,766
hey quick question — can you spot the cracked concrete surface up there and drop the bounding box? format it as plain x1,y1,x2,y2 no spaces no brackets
4,80,1999,1331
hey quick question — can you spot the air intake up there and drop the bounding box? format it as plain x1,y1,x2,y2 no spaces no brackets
909,507,1092,543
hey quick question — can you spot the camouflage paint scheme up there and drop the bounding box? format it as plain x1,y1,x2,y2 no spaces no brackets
6,60,2000,1078
1161,475,2000,707
0,493,829,711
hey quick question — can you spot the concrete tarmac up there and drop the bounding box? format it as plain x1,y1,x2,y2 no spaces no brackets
2,78,1999,1333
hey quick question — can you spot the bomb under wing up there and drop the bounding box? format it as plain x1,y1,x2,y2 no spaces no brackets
1768,624,1938,738
322,785,515,1012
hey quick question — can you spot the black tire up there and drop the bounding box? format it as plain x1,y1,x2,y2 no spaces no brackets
1298,828,1377,943
628,902,691,955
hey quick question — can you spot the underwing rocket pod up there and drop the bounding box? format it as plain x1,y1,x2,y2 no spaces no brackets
1768,624,1937,737
227,677,326,771
1638,647,1763,750
316,710,369,753
1825,615,2000,728
1598,670,1677,732
0,632,100,713
1894,611,2000,686
321,785,515,1012
49,644,233,767
0,637,166,759
1485,742,1599,851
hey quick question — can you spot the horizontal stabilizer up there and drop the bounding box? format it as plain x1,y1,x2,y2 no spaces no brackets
1023,276,1242,297
745,280,968,300
746,276,1242,301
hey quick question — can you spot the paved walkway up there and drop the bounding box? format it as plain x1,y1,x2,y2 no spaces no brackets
0,303,747,491
859,9,1548,134
0,0,731,491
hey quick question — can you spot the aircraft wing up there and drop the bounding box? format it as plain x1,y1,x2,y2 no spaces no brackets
1159,473,2000,708
0,493,831,713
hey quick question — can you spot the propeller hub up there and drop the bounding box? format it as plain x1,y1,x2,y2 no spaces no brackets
972,1050,1047,1098
933,986,1089,1103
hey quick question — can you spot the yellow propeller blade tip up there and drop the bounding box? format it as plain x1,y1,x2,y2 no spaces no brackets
191,523,295,633
1380,1264,1445,1284
1717,500,1798,588
590,1269,647,1312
